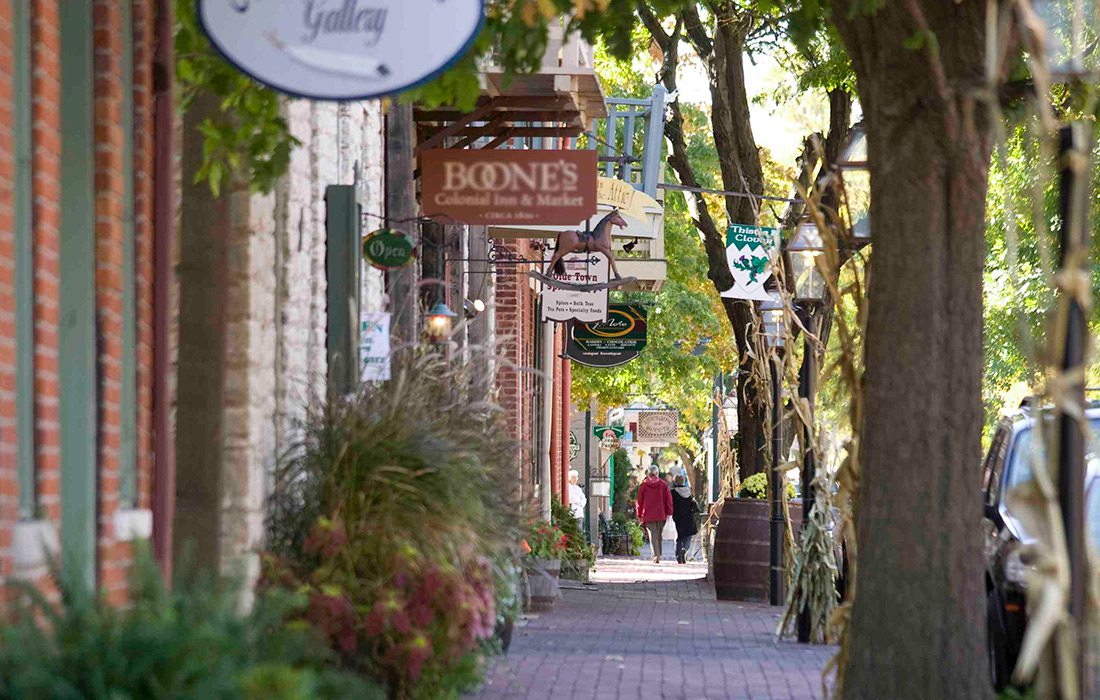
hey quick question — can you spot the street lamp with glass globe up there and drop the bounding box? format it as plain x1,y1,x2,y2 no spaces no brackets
835,124,870,250
759,290,787,606
787,221,826,642
425,301,457,344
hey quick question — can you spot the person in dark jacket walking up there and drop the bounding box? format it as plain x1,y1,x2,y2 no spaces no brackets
636,465,673,563
670,475,699,564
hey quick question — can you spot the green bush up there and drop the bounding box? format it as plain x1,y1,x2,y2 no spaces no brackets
611,448,633,514
737,471,796,500
608,513,644,556
0,548,382,700
265,351,519,700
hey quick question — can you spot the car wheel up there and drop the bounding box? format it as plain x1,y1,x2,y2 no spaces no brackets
987,589,1011,691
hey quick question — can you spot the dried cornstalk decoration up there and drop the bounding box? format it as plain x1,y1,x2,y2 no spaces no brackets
980,2,1100,697
778,152,870,696
702,388,740,569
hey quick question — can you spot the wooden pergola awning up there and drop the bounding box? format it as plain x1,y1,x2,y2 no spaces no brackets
413,23,606,153
414,96,592,153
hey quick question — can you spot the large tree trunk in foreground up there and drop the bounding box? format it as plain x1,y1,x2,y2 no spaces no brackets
830,2,995,698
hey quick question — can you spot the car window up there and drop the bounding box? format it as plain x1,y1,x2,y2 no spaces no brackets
1089,483,1100,554
1005,418,1100,493
985,428,1010,506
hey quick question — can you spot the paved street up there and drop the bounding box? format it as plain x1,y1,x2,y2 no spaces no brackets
471,557,835,700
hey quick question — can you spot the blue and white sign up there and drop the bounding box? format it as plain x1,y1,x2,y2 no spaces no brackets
199,0,485,101
360,311,391,382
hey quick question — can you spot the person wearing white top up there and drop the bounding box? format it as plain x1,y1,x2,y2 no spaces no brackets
567,470,587,522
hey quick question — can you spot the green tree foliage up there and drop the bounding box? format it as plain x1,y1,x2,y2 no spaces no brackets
176,1,298,196
573,39,794,456
982,123,1100,434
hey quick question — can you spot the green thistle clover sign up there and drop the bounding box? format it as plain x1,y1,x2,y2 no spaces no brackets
721,224,779,301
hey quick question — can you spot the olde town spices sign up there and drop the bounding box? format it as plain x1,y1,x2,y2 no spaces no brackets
198,0,483,100
362,229,414,269
565,304,647,368
420,150,598,226
540,254,609,323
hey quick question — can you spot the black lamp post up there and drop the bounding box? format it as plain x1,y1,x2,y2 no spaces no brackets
788,221,827,641
1031,4,1097,695
760,290,786,606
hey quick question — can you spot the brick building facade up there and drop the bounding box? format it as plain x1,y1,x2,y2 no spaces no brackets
489,236,575,515
0,0,165,600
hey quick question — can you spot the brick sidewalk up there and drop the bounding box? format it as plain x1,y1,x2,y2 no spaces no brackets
469,558,835,700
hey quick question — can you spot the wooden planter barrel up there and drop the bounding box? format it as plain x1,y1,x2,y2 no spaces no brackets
524,557,561,612
712,498,802,602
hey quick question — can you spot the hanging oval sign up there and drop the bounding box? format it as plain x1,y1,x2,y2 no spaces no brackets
363,228,414,269
198,0,485,101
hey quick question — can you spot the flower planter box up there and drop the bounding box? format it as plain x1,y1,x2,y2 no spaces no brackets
560,558,590,583
523,557,561,612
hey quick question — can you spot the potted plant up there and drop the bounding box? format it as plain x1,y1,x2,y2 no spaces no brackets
493,556,522,654
551,500,595,583
521,519,568,612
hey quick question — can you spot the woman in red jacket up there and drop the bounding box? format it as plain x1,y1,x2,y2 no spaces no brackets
635,465,674,563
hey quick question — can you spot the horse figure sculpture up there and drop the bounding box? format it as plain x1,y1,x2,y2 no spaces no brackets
545,209,629,280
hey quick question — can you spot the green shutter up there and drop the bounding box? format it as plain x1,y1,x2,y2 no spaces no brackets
118,0,137,509
59,0,97,587
325,185,361,394
14,0,35,519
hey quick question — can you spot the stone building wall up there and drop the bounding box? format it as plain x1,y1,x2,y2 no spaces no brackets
224,100,386,585
175,99,386,587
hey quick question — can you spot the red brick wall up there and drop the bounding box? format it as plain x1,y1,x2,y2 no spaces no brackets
494,242,584,513
132,0,155,511
31,0,62,528
494,238,538,506
0,0,17,580
0,0,158,599
93,0,130,604
549,324,561,501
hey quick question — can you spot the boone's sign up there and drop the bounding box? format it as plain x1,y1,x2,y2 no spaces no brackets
198,0,484,100
420,150,597,226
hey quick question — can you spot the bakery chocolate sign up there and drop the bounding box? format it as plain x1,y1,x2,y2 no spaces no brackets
420,149,597,226
565,304,648,367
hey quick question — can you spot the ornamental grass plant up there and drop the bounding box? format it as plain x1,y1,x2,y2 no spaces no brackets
264,349,520,699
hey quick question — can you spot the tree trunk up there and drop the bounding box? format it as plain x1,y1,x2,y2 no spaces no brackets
830,2,995,697
174,90,230,574
640,4,770,480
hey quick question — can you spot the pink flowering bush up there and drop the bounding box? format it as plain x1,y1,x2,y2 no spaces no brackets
263,352,519,699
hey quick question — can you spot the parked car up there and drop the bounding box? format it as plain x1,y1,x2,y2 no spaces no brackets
982,404,1100,690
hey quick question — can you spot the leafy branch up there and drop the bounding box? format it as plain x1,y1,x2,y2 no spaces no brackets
176,1,298,196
